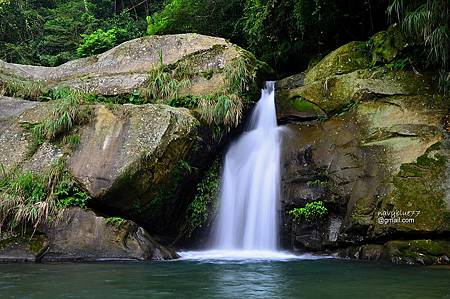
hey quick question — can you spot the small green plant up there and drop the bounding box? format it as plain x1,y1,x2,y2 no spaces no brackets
289,201,328,223
386,57,411,71
183,161,220,237
63,134,81,150
105,217,126,227
127,90,146,105
306,180,326,187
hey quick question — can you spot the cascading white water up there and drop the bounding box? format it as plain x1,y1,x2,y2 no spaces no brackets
213,81,280,251
179,82,323,260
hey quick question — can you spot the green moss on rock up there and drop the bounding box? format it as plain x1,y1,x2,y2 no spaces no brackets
304,41,371,84
375,143,450,235
291,98,323,113
369,24,407,66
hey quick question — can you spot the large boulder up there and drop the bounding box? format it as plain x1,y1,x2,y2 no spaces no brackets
0,208,177,262
304,24,406,85
1,98,202,235
277,31,450,265
68,103,200,233
0,33,266,97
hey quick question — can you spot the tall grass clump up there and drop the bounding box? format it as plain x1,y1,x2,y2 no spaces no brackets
198,55,257,128
0,79,49,101
0,159,90,234
25,87,92,155
388,0,449,94
142,53,190,102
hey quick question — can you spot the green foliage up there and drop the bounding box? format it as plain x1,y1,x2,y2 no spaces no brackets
388,0,449,93
184,160,220,237
0,0,147,66
77,27,127,57
63,134,81,150
197,56,256,128
140,159,194,219
289,201,328,223
146,0,244,41
386,57,412,71
0,159,91,232
105,216,125,226
147,0,389,74
54,171,89,210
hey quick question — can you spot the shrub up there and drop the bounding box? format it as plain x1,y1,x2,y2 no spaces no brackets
77,27,127,57
105,217,125,227
289,201,328,223
388,0,449,94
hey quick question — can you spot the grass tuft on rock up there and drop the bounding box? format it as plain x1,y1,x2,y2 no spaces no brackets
22,87,92,156
0,159,90,233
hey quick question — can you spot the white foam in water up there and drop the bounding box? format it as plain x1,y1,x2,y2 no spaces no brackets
178,250,325,262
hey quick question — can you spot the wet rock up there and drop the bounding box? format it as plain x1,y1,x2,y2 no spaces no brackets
277,29,449,260
40,207,177,262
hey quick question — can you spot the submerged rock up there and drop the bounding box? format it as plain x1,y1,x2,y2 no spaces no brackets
338,240,450,266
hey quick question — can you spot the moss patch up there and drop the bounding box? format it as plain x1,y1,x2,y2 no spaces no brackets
374,143,450,234
304,41,371,84
291,97,323,113
385,239,450,265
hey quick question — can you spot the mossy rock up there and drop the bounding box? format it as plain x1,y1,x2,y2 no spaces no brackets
305,25,406,84
385,240,450,265
0,234,48,262
304,41,371,84
374,142,450,235
289,67,433,113
369,24,407,66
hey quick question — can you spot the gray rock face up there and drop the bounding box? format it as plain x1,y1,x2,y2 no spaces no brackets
276,34,450,265
67,103,200,233
0,97,42,171
40,207,178,262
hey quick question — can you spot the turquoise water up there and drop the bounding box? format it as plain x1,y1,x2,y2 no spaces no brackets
1,259,450,298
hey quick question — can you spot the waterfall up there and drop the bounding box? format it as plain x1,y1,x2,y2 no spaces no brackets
213,81,281,251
